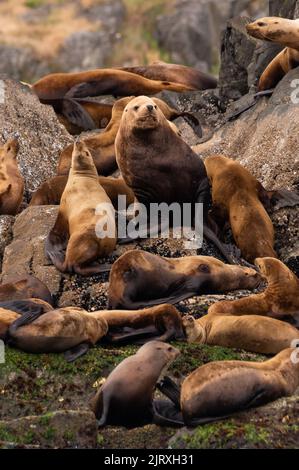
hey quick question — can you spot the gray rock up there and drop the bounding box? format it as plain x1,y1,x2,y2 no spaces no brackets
0,45,47,83
0,78,72,195
269,0,299,18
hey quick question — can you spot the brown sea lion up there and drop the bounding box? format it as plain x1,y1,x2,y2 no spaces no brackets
208,257,299,327
57,100,113,134
0,275,53,305
182,313,299,355
0,139,24,215
90,340,180,427
46,141,117,275
118,61,218,90
57,96,200,176
115,96,234,262
246,17,299,91
8,306,108,361
30,175,134,208
204,155,298,262
108,250,262,309
32,69,195,130
155,348,299,426
100,304,184,343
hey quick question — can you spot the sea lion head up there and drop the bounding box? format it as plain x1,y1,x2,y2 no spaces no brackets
246,17,291,42
0,138,19,163
182,316,206,344
254,257,298,287
122,96,164,131
71,140,97,174
138,340,180,364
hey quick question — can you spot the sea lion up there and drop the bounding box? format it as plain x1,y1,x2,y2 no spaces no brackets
182,313,299,355
57,96,200,176
0,275,53,305
30,175,134,208
115,96,233,262
89,340,180,427
246,17,299,91
156,347,299,426
208,257,299,327
205,155,279,262
57,100,113,134
46,141,117,275
0,138,24,215
32,69,195,130
101,304,184,344
118,61,218,90
108,250,262,309
8,306,108,361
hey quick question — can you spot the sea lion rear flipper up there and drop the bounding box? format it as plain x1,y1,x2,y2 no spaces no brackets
64,342,90,362
62,98,96,131
225,89,274,122
269,189,299,210
152,400,184,427
73,262,112,276
180,113,203,138
105,326,159,344
66,79,116,99
156,376,181,407
45,212,69,271
0,300,44,316
202,225,238,264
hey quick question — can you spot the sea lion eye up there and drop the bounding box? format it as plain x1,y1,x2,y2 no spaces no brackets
134,106,139,111
154,105,157,109
257,22,266,27
198,264,210,273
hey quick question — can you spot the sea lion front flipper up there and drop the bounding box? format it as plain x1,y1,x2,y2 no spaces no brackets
0,300,45,316
65,79,116,99
64,342,90,362
8,305,44,340
269,189,299,210
45,212,69,271
152,400,184,427
180,112,203,138
62,98,96,131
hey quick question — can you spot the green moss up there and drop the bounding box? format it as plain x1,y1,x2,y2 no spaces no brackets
43,427,56,440
243,424,270,445
39,412,54,426
25,0,44,8
23,431,36,444
63,430,75,441
0,426,16,443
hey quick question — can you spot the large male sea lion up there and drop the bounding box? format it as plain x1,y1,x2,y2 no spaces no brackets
156,347,299,426
90,341,180,427
115,96,233,262
8,306,108,361
30,175,134,208
0,275,53,305
118,61,218,90
108,250,262,309
246,17,299,90
208,257,299,327
204,155,299,262
32,69,195,130
182,313,299,355
0,139,24,215
46,141,116,275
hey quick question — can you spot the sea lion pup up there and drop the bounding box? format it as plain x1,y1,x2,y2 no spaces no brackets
208,257,299,327
204,155,299,262
30,175,134,208
0,275,53,305
100,304,184,344
182,314,299,355
46,141,117,275
108,250,262,309
155,347,299,426
89,341,180,427
246,17,299,91
32,69,195,130
57,100,113,134
8,306,109,362
57,96,199,176
118,61,218,90
115,96,233,262
0,138,24,215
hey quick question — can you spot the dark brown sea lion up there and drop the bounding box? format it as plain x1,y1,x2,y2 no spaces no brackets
0,139,24,215
89,341,180,427
32,68,195,130
204,155,299,263
8,306,108,361
0,275,53,305
208,257,299,327
115,96,234,262
155,348,299,426
57,96,200,176
108,250,262,309
246,17,299,90
182,313,299,355
100,304,184,343
46,141,116,275
30,175,134,208
118,61,218,90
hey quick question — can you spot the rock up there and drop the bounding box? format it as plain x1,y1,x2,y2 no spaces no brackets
0,78,72,196
219,16,258,100
0,410,97,448
0,216,14,272
0,45,46,83
269,0,299,18
194,68,299,267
